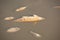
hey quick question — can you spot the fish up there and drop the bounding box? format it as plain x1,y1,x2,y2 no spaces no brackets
16,6,27,12
4,17,14,21
7,27,20,33
13,14,45,24
30,31,42,37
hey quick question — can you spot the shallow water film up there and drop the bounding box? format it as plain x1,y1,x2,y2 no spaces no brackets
0,0,60,40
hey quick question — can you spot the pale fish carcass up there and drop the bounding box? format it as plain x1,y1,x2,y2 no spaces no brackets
13,15,45,24
16,6,27,12
30,31,42,38
7,27,20,33
4,17,14,21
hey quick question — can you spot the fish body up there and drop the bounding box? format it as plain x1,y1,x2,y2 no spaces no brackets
16,6,27,12
30,31,42,37
7,27,20,33
4,17,14,21
13,15,45,23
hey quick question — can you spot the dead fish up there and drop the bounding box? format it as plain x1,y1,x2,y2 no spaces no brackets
7,27,20,33
4,17,14,21
13,14,45,24
16,6,27,12
30,31,42,37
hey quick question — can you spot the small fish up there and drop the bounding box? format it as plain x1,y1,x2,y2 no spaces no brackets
4,17,14,21
30,31,42,37
7,27,20,33
16,6,27,12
